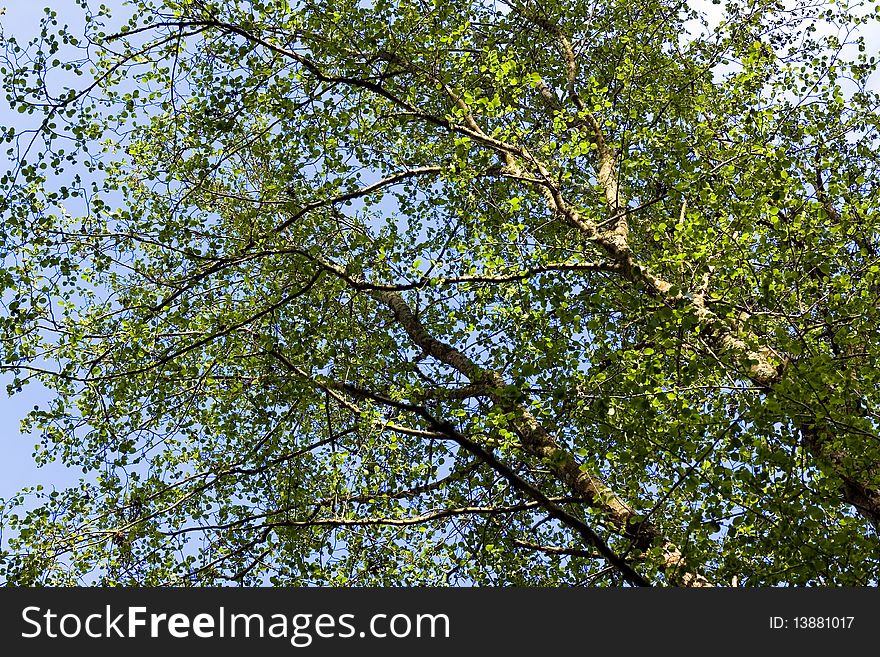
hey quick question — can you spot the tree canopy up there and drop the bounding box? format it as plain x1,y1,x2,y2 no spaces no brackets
1,0,879,586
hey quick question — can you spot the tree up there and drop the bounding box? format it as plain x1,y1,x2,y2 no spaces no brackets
0,0,878,586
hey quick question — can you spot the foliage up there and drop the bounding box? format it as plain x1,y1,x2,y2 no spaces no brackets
1,0,879,586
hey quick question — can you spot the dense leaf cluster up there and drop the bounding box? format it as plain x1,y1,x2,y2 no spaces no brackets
1,0,879,585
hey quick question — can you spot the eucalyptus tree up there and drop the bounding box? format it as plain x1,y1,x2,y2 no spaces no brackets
1,0,879,586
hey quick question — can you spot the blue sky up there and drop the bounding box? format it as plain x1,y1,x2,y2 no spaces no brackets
1,4,85,510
